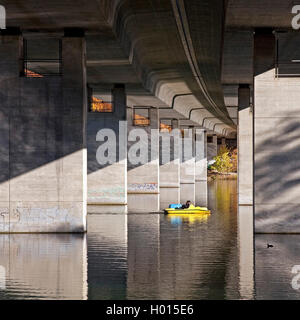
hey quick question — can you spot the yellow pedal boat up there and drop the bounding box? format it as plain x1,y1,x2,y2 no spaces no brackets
164,205,211,215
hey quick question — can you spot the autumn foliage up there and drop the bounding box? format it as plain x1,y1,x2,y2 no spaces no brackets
211,145,237,174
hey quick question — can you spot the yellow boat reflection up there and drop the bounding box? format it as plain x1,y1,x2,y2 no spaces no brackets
167,213,210,225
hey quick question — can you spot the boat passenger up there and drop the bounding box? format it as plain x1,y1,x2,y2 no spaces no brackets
181,200,192,209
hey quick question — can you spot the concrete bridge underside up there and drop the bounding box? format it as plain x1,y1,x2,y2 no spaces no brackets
0,0,299,232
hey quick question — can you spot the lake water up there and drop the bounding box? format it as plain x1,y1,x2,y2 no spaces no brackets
0,177,300,300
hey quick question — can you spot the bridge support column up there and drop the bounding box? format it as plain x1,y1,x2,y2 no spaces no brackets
254,30,300,232
87,84,127,214
195,129,208,206
127,108,160,213
238,84,253,206
180,127,195,204
159,119,181,210
0,31,87,233
207,134,218,161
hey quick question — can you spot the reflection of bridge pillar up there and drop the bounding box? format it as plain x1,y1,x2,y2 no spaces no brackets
87,214,128,299
87,84,127,214
238,206,254,299
180,127,195,204
238,84,253,205
253,30,300,232
207,135,217,161
127,108,160,213
0,233,88,299
195,129,207,206
0,30,87,233
159,119,181,210
127,214,160,299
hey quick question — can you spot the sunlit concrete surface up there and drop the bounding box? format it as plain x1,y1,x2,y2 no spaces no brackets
238,85,253,206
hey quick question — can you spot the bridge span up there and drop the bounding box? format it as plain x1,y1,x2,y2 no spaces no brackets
0,0,298,233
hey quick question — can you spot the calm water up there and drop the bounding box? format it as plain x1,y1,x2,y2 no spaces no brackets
0,177,300,300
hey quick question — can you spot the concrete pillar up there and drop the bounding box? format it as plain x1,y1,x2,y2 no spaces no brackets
0,31,87,233
238,84,253,205
195,129,208,206
87,84,127,214
218,137,226,153
207,135,218,161
180,127,195,204
127,107,160,213
253,30,300,233
159,119,181,210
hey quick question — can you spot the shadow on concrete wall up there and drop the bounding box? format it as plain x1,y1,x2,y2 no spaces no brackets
254,112,300,229
0,78,85,184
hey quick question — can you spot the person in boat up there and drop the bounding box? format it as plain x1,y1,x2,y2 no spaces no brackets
181,200,192,209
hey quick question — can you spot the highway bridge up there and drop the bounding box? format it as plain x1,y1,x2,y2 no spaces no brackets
0,0,298,233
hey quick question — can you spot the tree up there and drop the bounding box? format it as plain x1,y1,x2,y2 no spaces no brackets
211,146,233,174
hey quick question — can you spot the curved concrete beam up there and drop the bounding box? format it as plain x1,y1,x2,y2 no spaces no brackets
111,0,235,133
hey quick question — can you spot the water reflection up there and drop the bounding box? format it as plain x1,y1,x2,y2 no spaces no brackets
85,177,239,300
4,177,299,300
238,205,254,299
127,215,160,299
0,234,87,300
167,213,210,225
0,177,241,300
87,214,128,300
255,234,300,300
